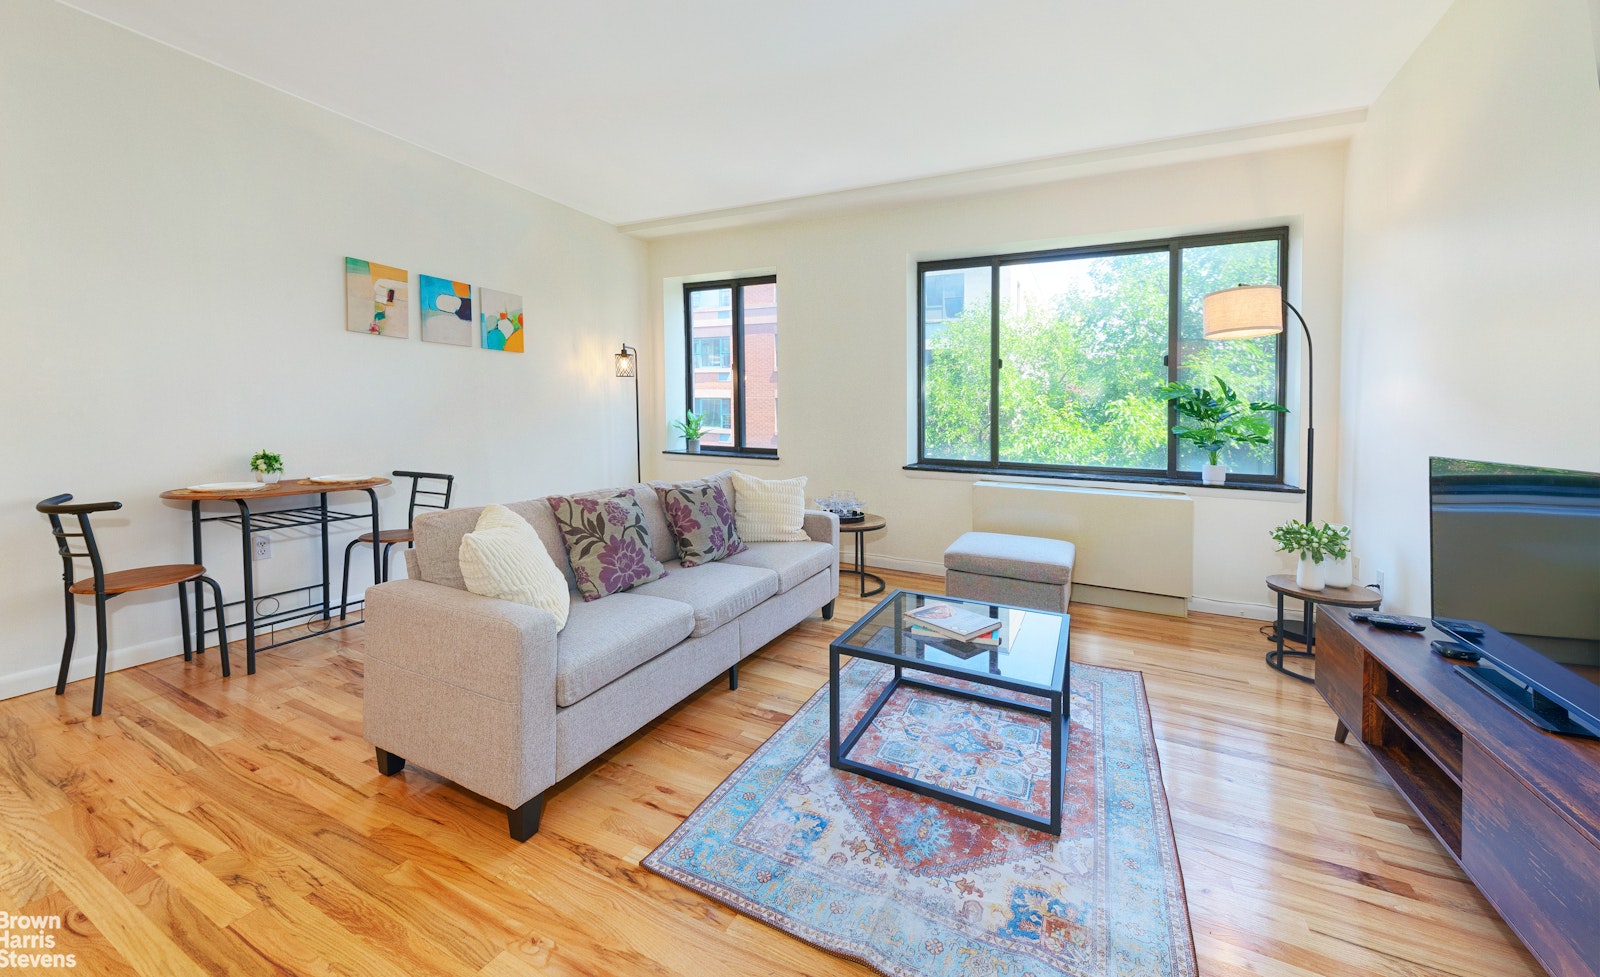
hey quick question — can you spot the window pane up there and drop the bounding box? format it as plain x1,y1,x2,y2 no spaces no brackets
688,286,734,447
998,252,1169,469
693,396,732,430
921,267,992,461
742,282,778,450
1176,240,1282,475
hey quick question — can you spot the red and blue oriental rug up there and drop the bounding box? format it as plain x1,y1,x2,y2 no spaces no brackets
643,660,1197,977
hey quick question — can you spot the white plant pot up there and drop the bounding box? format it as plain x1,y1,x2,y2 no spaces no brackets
1296,556,1326,591
1324,554,1353,589
1201,463,1226,486
685,439,700,454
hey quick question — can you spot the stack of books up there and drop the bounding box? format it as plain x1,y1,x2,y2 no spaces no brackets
904,602,1003,646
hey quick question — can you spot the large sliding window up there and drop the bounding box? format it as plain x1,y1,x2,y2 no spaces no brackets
918,228,1287,483
684,276,778,453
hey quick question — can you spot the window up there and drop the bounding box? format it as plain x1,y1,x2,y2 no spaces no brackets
918,228,1287,482
684,276,778,453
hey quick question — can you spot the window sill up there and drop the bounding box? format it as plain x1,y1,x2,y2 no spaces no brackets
662,449,781,462
902,462,1303,494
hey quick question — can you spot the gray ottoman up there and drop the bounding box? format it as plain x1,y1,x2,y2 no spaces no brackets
944,531,1076,613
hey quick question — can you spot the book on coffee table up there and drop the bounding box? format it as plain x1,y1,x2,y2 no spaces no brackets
904,601,1002,640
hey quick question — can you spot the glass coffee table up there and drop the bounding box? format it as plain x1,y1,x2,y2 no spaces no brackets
829,589,1070,834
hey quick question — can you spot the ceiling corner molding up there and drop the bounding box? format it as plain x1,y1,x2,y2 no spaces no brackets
620,109,1367,239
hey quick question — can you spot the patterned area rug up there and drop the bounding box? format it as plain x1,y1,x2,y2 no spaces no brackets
643,660,1196,977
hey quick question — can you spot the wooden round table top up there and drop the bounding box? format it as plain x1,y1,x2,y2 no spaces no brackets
837,513,886,533
1265,573,1382,607
160,476,391,501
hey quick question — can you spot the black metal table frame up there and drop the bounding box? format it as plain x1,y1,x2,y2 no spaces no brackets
187,489,380,674
1267,588,1381,684
829,592,1068,835
840,521,886,598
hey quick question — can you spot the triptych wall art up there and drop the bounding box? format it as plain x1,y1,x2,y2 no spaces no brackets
344,256,522,353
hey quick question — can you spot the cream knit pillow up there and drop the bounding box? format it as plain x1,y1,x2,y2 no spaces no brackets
458,504,570,629
730,472,809,542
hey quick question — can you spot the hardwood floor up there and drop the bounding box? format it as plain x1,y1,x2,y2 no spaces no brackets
0,569,1544,976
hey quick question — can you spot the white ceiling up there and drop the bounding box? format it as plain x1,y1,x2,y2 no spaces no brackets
61,0,1452,226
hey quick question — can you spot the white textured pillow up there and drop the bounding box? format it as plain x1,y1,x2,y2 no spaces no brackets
731,472,809,542
458,504,570,629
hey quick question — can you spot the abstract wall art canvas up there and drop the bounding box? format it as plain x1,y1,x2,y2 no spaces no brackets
479,287,524,353
345,257,409,338
419,274,474,346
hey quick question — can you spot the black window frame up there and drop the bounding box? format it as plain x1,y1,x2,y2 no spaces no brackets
915,226,1289,485
683,275,778,456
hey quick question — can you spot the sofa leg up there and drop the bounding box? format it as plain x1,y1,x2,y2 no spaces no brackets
375,748,405,775
509,793,545,842
822,599,836,621
728,664,738,690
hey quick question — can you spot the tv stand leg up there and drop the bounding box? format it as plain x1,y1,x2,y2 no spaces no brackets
1334,720,1349,744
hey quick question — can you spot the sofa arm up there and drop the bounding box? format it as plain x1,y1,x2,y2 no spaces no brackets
803,509,839,547
362,578,560,809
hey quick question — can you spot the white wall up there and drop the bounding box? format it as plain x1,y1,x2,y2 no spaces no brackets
646,143,1350,616
1341,0,1600,614
0,0,646,698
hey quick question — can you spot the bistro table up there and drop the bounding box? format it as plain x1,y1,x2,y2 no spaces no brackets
160,477,389,673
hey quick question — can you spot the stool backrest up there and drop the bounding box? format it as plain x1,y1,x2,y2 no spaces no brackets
393,471,455,529
37,495,122,595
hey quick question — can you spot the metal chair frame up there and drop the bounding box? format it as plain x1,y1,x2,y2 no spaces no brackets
339,470,455,620
38,494,230,716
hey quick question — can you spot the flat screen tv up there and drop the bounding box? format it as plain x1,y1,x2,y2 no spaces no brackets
1429,457,1600,738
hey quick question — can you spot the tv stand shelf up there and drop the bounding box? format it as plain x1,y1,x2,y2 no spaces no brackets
1316,607,1600,977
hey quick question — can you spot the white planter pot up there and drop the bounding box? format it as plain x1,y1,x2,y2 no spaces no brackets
685,439,700,454
254,471,281,484
1201,463,1226,486
1324,554,1353,589
1296,556,1326,591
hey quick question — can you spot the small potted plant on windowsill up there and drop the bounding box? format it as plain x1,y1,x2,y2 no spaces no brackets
671,411,706,453
1156,376,1287,485
1270,520,1351,592
250,449,284,484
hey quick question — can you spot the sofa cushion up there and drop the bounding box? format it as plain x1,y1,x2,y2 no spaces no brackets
657,481,747,567
722,541,834,594
458,504,571,628
555,592,694,707
628,561,779,637
731,472,810,542
548,490,668,601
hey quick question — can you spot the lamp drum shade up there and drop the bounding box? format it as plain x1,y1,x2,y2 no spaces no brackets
1202,284,1285,340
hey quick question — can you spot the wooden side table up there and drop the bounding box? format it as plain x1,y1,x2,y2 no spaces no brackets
838,514,887,598
1264,573,1382,683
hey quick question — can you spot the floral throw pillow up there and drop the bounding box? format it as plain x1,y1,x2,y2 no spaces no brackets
547,490,667,601
656,482,746,567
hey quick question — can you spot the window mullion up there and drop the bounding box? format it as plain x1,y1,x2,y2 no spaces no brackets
731,285,746,451
989,262,1000,467
1166,246,1181,478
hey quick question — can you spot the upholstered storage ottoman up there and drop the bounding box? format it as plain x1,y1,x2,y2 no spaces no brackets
943,531,1075,613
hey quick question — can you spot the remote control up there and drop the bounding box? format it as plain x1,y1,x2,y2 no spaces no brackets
1432,617,1486,640
1431,639,1481,662
1366,614,1427,632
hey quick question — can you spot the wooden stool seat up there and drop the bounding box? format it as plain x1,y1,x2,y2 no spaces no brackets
357,528,415,545
68,564,206,595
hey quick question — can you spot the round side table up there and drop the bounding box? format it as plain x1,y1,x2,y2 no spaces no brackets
1265,573,1382,683
839,514,887,598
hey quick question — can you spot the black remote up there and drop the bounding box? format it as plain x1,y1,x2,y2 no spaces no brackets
1433,617,1486,640
1367,614,1427,632
1431,639,1481,662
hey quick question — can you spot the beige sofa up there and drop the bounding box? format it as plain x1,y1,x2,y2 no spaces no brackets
361,475,840,840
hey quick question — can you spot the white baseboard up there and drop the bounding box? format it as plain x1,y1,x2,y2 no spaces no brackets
852,552,946,577
0,634,187,703
1187,596,1291,622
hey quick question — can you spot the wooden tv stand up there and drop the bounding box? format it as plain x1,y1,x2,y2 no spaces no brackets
1315,608,1600,977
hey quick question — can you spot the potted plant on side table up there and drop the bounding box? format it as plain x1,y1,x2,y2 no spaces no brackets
672,411,706,453
1157,376,1287,485
250,450,284,484
1270,520,1351,591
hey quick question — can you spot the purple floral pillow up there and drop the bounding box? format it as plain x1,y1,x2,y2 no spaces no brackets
655,482,746,567
547,490,667,601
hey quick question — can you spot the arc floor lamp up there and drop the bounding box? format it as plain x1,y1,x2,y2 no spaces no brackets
614,344,640,483
1200,284,1315,525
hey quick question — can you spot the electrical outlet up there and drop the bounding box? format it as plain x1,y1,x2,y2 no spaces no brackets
1375,569,1386,591
252,535,271,561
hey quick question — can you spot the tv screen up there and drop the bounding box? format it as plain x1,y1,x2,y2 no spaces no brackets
1430,458,1600,709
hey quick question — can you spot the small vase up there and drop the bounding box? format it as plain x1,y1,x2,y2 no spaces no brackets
1324,555,1353,589
1296,556,1326,591
1201,463,1226,486
685,439,700,454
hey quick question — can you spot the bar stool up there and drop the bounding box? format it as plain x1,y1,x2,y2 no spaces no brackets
339,470,455,619
38,494,230,717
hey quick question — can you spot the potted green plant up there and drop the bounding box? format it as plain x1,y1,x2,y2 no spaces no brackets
671,411,706,453
250,449,284,484
1270,520,1350,591
1322,523,1354,587
1156,376,1288,485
